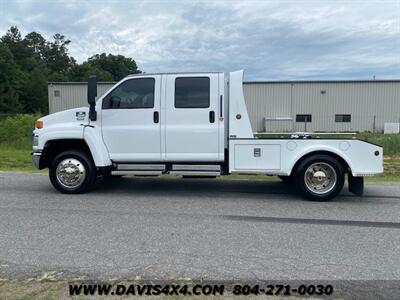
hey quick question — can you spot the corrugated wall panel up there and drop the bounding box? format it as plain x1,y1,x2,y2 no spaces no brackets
243,83,292,132
290,82,400,132
48,81,400,133
48,83,115,113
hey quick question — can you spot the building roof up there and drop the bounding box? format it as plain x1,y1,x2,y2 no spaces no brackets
127,71,223,77
245,79,400,84
48,82,116,85
48,78,400,85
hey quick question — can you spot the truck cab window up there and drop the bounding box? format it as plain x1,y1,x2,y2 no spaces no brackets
175,77,210,108
102,78,155,109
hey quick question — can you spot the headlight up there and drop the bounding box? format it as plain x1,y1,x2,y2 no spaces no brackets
33,134,39,146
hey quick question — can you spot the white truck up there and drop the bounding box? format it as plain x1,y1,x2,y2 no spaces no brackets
32,70,383,201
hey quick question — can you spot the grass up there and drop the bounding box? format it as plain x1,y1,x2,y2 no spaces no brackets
0,146,41,172
0,114,40,149
0,279,295,300
0,280,69,300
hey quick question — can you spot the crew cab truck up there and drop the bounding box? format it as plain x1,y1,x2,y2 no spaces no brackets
32,70,383,201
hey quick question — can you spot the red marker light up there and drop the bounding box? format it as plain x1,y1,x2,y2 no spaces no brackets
374,151,380,156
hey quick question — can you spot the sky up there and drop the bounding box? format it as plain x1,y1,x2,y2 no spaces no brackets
1,0,399,80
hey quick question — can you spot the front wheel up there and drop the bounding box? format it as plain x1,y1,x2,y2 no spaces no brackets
295,155,344,201
49,150,96,194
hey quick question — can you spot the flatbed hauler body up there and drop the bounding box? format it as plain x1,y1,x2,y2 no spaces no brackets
32,70,383,200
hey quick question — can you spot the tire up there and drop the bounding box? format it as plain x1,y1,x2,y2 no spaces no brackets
295,155,344,201
49,150,96,194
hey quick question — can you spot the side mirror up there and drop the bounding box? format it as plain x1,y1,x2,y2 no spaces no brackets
87,75,97,121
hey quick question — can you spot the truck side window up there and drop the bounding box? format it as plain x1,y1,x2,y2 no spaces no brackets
102,78,155,109
175,77,210,108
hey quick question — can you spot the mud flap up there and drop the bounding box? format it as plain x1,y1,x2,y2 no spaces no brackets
348,174,364,196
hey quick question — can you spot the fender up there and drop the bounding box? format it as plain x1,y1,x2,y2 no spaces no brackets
83,126,112,167
37,124,84,149
287,144,354,176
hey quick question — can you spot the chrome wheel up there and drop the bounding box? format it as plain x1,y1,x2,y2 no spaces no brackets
56,158,86,189
304,162,337,194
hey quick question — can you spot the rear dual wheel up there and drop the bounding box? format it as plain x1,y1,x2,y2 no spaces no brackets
295,155,345,201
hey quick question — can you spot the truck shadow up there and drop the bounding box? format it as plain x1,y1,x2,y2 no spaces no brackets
93,176,364,202
96,176,296,197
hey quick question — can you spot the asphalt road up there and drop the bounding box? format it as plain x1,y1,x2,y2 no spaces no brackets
0,172,400,282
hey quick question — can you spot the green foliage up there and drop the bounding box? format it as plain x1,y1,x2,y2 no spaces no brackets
0,146,36,171
0,42,25,113
69,53,141,81
69,62,115,81
87,53,141,80
0,114,41,149
43,33,75,78
1,26,32,70
23,67,48,113
0,84,22,113
0,26,142,114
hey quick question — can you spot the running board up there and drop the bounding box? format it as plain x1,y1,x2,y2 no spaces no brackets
111,170,163,176
170,165,221,176
111,164,221,176
112,164,165,176
171,164,221,171
170,171,220,176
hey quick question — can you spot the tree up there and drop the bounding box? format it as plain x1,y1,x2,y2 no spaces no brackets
1,26,32,70
0,42,25,113
0,26,143,114
0,84,22,113
0,42,18,83
23,67,48,113
86,53,141,81
69,62,115,82
42,33,75,79
24,32,47,57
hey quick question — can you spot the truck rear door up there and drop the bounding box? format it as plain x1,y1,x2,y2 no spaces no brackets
164,73,223,161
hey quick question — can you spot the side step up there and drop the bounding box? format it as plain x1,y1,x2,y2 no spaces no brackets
111,164,221,176
170,164,221,177
111,164,165,176
170,171,220,176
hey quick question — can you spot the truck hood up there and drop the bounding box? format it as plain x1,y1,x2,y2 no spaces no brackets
38,107,89,127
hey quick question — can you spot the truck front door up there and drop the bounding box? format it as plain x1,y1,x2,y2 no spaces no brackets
101,76,161,161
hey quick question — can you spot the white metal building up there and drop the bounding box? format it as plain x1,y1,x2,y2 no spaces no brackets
48,79,400,133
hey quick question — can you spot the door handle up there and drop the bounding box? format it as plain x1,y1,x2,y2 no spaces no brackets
209,111,215,123
219,95,223,118
153,111,159,123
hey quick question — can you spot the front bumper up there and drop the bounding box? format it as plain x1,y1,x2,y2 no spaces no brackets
31,151,42,169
